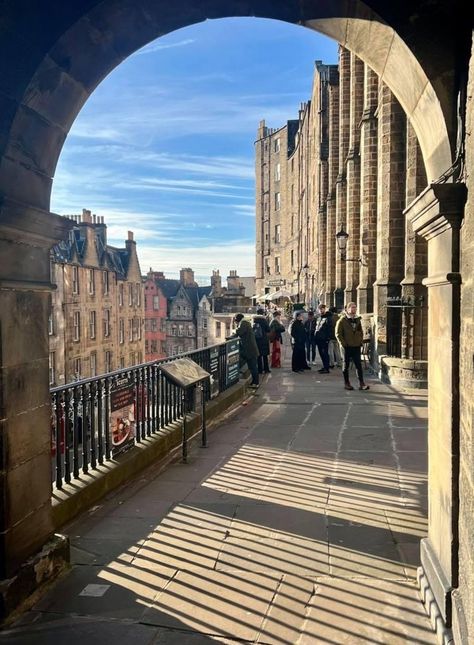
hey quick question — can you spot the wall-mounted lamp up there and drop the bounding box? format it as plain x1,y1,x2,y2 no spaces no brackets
335,227,366,265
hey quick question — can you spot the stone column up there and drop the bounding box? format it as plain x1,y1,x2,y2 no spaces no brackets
344,53,364,304
334,47,350,310
373,83,406,360
325,80,339,306
357,65,379,314
406,182,467,630
401,121,428,362
0,200,70,615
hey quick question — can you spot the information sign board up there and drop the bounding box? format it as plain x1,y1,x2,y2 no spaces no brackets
226,339,240,387
209,346,220,398
110,376,136,457
160,358,210,389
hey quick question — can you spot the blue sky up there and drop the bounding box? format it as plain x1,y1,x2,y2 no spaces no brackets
51,18,337,284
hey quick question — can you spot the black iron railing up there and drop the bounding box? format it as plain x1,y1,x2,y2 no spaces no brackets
386,296,427,360
50,341,237,490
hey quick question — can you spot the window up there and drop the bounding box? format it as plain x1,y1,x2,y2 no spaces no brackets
275,192,281,211
89,310,96,339
129,319,133,341
153,295,160,310
145,339,149,354
291,215,295,236
171,325,177,336
291,250,295,270
178,324,184,337
275,256,281,274
102,271,109,295
151,318,158,332
151,340,158,353
119,318,124,344
291,158,294,173
49,352,56,385
48,311,54,336
128,283,133,306
274,163,280,181
188,325,193,337
129,352,135,366
275,224,281,244
216,322,221,338
136,283,141,307
105,351,112,373
203,318,208,329
72,266,79,294
103,309,110,337
118,283,124,306
161,319,166,332
291,184,294,205
73,311,80,341
88,269,95,295
73,358,81,379
265,258,270,275
177,346,184,355
120,357,125,369
90,352,97,377
274,138,280,153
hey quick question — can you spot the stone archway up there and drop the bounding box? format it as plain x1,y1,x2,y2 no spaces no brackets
0,0,471,635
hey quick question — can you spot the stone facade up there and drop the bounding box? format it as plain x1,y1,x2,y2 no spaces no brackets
255,46,428,366
49,210,144,385
144,269,167,361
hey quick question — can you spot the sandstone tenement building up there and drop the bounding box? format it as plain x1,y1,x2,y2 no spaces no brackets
256,46,428,374
49,209,145,385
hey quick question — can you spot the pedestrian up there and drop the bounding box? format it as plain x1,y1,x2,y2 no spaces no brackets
291,311,310,373
269,310,285,368
228,313,259,388
315,303,332,373
253,308,271,374
335,302,370,391
304,310,317,365
328,306,342,368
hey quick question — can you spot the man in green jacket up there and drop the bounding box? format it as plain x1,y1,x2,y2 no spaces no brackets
335,302,370,391
230,313,259,388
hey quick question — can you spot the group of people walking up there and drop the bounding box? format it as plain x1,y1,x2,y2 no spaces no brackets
229,301,369,391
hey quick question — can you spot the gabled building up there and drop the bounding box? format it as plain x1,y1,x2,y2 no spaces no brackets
49,209,144,385
145,268,212,357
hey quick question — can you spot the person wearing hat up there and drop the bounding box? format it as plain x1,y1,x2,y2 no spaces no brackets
229,313,259,388
253,307,271,374
291,310,310,373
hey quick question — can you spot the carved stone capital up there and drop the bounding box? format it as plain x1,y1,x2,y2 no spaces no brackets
404,183,467,241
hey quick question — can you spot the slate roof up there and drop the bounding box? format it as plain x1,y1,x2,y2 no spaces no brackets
51,226,131,280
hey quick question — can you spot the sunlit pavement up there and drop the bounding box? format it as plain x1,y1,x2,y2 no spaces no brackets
1,342,436,644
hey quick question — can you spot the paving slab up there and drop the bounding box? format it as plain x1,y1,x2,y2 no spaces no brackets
2,344,435,644
299,577,436,644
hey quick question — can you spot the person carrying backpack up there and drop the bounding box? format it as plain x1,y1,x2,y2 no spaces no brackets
253,308,271,374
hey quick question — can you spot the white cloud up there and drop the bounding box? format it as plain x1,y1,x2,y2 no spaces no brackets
137,240,255,278
133,39,195,56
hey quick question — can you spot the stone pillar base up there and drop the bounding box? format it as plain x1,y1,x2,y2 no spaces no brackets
0,534,69,623
380,356,428,389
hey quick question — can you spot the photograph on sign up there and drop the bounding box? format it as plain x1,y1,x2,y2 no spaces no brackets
110,375,136,457
160,357,210,389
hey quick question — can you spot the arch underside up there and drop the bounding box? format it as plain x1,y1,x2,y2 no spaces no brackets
0,0,456,215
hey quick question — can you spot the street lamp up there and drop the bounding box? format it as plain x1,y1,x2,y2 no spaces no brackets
335,227,366,265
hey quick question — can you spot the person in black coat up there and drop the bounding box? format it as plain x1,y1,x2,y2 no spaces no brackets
253,308,271,374
291,311,310,373
315,303,332,373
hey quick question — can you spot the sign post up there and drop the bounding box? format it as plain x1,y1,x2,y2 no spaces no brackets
159,358,211,462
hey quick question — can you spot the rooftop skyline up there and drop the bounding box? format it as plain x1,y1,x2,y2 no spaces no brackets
51,17,338,282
